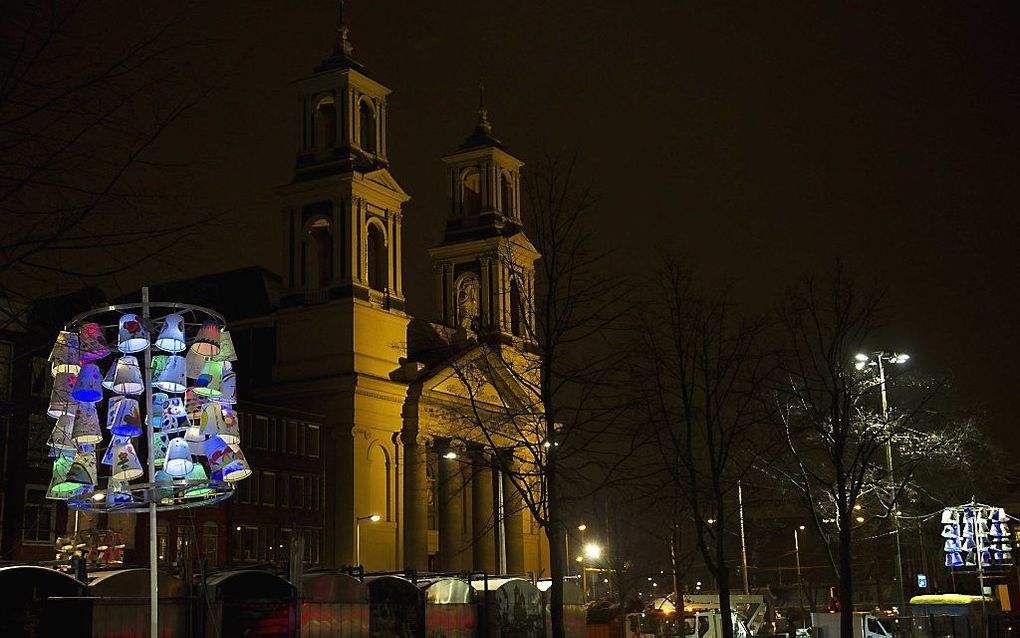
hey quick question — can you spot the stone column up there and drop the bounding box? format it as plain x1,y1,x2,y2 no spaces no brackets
502,460,526,574
402,428,429,571
438,448,464,571
472,452,497,573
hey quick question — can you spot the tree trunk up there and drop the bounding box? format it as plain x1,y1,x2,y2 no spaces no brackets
548,456,566,638
839,523,854,638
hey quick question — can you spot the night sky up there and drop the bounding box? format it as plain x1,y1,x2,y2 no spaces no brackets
95,2,1019,445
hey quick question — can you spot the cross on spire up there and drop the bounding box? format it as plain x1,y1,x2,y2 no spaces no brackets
476,81,493,136
336,0,354,57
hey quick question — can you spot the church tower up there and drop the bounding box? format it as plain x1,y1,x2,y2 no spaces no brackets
272,7,410,569
429,91,540,342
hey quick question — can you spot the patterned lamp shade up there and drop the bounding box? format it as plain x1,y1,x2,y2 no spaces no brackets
102,435,130,465
194,360,223,398
110,356,144,395
205,435,251,482
216,362,237,405
49,331,81,376
47,452,80,500
117,314,149,353
71,403,102,445
161,397,188,433
48,414,76,452
164,437,194,478
198,403,237,442
155,355,187,393
152,431,170,466
190,320,221,357
151,392,170,429
78,323,110,361
71,363,103,403
65,448,98,487
110,439,144,481
212,330,237,362
150,355,168,388
107,396,142,437
47,372,77,417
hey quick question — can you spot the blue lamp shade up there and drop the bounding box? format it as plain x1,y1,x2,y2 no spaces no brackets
48,414,76,452
49,331,81,376
164,437,194,478
155,355,187,393
110,439,143,481
71,363,104,402
110,356,144,395
107,396,142,437
71,403,102,445
206,435,251,482
194,360,223,398
155,313,187,353
117,314,149,353
47,372,77,417
190,320,222,357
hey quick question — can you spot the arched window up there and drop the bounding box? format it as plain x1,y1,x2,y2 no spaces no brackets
306,217,332,288
500,173,513,216
366,222,387,291
461,169,481,216
314,96,336,149
359,99,376,154
368,443,392,521
510,279,524,337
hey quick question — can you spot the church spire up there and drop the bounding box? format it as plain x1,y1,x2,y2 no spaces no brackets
462,82,503,149
316,0,364,72
335,1,354,57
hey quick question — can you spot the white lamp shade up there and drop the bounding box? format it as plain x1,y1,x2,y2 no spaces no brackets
155,313,187,353
71,363,103,403
194,360,223,398
110,356,144,395
215,362,237,404
78,323,110,361
49,331,80,376
164,437,194,478
117,314,150,353
199,403,238,443
212,330,237,362
107,396,142,437
48,414,76,452
110,439,144,481
155,355,187,393
47,372,77,417
71,403,102,445
185,424,208,456
205,435,251,482
151,392,170,428
218,405,241,444
191,320,221,357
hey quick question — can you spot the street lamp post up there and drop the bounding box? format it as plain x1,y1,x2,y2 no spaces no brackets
356,514,381,566
856,351,909,616
794,525,805,625
578,524,588,598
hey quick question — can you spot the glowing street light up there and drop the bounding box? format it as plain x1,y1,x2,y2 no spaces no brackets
584,542,603,560
356,514,381,566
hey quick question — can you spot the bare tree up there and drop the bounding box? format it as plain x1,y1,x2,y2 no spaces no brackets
0,1,211,305
632,258,771,638
440,152,635,638
766,267,976,637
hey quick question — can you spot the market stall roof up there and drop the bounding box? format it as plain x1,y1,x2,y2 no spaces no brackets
419,577,475,604
206,570,295,601
302,571,369,603
89,568,186,598
0,565,85,596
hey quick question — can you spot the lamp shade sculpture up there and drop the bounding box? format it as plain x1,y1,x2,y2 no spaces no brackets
41,297,249,513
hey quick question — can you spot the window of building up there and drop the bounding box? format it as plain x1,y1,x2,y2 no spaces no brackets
292,475,305,509
461,169,481,216
0,340,12,402
250,470,260,504
300,527,321,565
366,222,387,292
203,523,218,566
310,475,321,511
254,416,268,450
280,472,289,507
22,486,54,545
157,522,170,564
314,95,337,149
286,420,298,454
27,415,50,469
237,474,251,504
359,99,376,154
305,217,333,289
500,172,513,216
176,526,196,564
262,471,276,506
306,424,320,458
267,416,278,452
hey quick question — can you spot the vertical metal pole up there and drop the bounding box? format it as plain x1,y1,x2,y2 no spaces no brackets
794,529,804,626
497,468,507,574
355,519,361,566
973,498,988,638
738,481,750,595
879,356,907,616
142,287,159,637
564,532,570,577
580,526,587,601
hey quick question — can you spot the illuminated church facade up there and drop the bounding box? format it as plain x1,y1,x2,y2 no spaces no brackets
266,15,550,574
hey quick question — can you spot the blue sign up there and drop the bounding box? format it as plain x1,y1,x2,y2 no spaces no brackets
917,574,928,588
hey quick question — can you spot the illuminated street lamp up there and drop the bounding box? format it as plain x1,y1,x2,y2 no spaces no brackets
356,514,381,566
854,350,910,617
584,542,603,560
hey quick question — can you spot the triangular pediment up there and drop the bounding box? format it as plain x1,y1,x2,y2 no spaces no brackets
361,168,409,201
418,344,535,411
